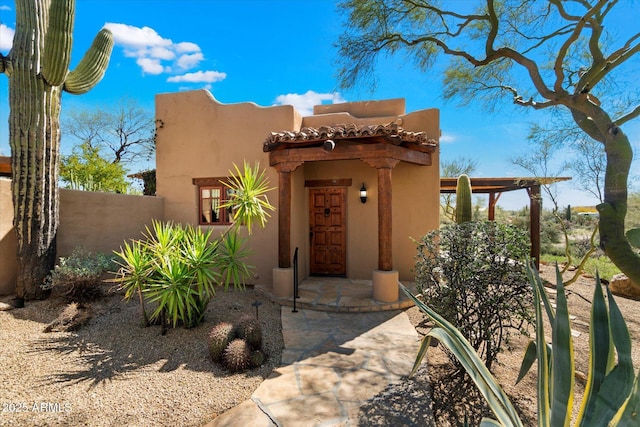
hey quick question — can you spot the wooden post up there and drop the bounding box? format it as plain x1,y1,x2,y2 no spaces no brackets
378,167,393,271
488,192,496,221
275,162,302,269
488,192,502,221
364,158,399,271
528,185,541,268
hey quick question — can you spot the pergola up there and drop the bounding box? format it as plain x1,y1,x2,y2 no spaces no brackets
440,177,571,266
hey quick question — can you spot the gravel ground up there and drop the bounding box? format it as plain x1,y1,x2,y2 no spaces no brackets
0,285,283,427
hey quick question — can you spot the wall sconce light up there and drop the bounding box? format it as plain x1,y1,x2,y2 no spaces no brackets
360,183,367,204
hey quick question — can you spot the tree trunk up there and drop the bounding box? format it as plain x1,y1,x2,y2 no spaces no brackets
597,128,640,286
570,99,640,287
9,1,61,300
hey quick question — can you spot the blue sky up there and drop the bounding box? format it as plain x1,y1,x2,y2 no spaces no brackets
0,0,638,210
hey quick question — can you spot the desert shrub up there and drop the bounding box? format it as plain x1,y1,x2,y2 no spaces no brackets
44,247,115,302
414,221,534,369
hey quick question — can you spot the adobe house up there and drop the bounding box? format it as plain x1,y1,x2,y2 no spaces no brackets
155,90,440,302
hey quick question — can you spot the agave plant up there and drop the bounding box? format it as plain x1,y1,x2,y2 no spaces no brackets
401,263,640,426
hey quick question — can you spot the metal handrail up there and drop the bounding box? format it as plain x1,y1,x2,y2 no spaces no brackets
292,247,299,313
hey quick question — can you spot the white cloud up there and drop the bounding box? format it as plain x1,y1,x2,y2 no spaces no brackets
439,133,456,143
0,6,11,11
176,52,204,70
105,23,170,50
175,42,200,53
274,90,346,116
167,70,227,83
104,22,208,76
0,24,15,51
137,57,165,75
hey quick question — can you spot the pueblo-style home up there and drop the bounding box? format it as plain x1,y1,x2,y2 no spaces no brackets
155,90,440,302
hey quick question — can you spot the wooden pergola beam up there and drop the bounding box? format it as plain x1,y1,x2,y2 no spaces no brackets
440,176,572,267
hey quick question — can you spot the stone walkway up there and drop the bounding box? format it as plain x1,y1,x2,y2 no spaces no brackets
207,306,433,426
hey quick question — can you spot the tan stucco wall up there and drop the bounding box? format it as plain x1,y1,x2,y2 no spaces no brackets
58,190,164,256
0,179,17,294
155,90,301,286
0,184,164,295
155,90,439,285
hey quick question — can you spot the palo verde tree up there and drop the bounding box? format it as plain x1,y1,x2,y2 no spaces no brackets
0,0,113,301
337,0,640,286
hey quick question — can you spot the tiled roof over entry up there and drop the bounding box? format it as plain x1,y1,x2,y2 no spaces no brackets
263,123,437,152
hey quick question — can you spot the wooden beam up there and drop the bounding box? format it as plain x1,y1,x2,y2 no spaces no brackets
304,178,352,188
269,143,432,167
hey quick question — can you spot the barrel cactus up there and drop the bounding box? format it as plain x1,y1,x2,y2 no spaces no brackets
208,321,236,362
0,0,113,301
455,174,472,224
223,338,251,372
235,315,263,350
250,350,265,368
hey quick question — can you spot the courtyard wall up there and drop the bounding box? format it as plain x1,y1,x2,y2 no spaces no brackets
0,178,164,295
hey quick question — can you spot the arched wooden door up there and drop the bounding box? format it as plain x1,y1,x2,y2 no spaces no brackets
309,187,346,276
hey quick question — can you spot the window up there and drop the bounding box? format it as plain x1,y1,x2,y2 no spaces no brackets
193,178,235,225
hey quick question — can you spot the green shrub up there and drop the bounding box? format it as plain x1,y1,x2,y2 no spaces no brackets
115,220,250,332
414,221,533,369
44,247,114,302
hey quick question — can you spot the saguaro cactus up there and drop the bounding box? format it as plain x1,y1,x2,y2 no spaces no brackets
0,0,113,300
455,174,472,224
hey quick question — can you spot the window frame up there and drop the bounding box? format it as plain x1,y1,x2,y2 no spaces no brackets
193,177,235,226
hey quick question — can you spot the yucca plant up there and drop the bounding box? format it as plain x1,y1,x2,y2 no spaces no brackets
402,263,640,426
114,239,153,326
114,162,274,333
221,161,275,234
217,232,253,287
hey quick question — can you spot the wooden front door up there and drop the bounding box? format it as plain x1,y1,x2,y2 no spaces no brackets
309,187,346,276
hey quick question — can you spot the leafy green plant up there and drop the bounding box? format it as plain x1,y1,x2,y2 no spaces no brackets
44,247,115,302
401,263,640,426
114,238,153,326
414,221,533,369
114,162,274,334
